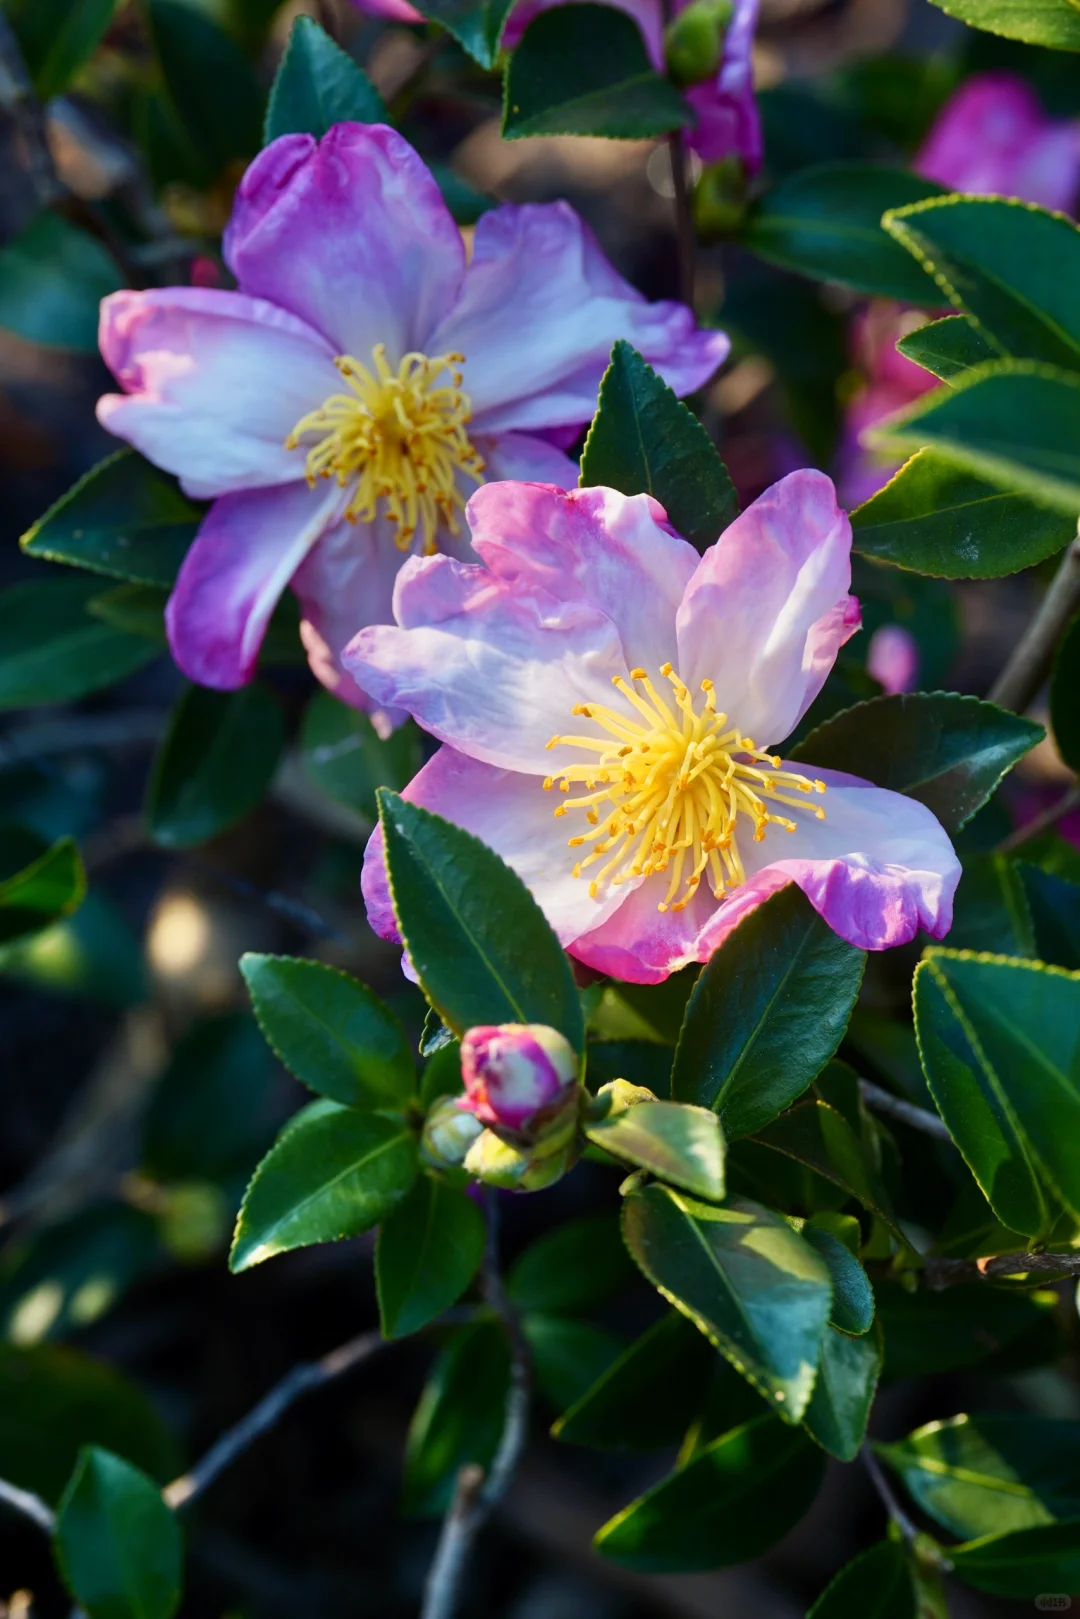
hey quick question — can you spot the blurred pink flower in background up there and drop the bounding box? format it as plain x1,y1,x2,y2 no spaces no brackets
866,623,919,695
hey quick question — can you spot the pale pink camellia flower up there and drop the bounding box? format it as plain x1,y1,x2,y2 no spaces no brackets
96,123,727,720
459,1023,579,1132
350,472,960,985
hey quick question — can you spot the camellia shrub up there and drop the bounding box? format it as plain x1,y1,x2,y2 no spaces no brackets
2,0,1080,1615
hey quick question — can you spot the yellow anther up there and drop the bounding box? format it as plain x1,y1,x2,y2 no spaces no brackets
630,668,647,680
546,736,560,750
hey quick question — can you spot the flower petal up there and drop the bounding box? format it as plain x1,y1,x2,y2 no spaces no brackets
916,72,1080,213
676,469,859,746
480,431,578,487
97,287,335,498
166,480,338,688
430,202,729,432
683,0,762,172
224,124,466,361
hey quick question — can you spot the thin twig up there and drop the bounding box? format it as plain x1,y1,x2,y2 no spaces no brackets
923,1250,1080,1291
0,1476,56,1535
995,782,1080,854
861,1443,918,1545
988,532,1080,714
858,1079,952,1143
421,1465,487,1619
667,132,696,308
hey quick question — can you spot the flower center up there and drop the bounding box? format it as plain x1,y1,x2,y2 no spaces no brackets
545,664,827,913
285,344,486,553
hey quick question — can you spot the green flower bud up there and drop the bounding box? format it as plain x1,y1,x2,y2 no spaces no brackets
421,1095,484,1169
664,0,734,88
692,154,748,239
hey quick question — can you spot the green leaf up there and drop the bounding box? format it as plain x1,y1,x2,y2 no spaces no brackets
89,585,167,644
871,361,1080,518
594,1412,825,1571
797,1222,874,1335
801,1323,881,1462
915,949,1080,1229
0,886,146,1006
926,0,1080,53
230,1102,417,1271
0,1203,157,1347
670,884,865,1138
949,1519,1080,1599
141,1014,278,1187
264,15,386,142
146,0,263,179
375,1174,485,1339
1051,612,1080,774
22,452,202,588
579,342,737,551
300,692,421,821
507,1214,633,1315
897,315,998,383
808,1541,917,1619
791,693,1043,832
240,954,415,1110
54,1447,182,1619
552,1311,714,1451
877,1414,1080,1541
754,1099,902,1241
586,1101,725,1201
523,1315,624,1411
7,0,117,99
621,1184,832,1421
877,1281,1061,1378
403,1320,509,1516
0,577,158,709
503,5,691,140
949,852,1036,957
145,685,286,849
739,164,943,300
0,831,84,945
1019,864,1080,971
377,791,584,1053
409,0,514,68
0,213,122,351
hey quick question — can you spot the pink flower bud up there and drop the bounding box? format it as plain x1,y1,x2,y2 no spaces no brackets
459,1024,578,1133
867,624,919,697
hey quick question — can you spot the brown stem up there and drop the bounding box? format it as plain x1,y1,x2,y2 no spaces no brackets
923,1250,1080,1291
0,1475,55,1535
858,1079,951,1143
861,1444,919,1545
988,531,1080,714
995,782,1080,854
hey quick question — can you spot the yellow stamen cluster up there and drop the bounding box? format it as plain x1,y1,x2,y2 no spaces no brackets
285,344,485,553
544,664,826,913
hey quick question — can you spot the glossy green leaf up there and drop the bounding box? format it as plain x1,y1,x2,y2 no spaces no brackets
671,884,864,1138
1051,612,1080,775
0,577,158,709
503,5,691,140
948,852,1035,957
375,1174,485,1339
552,1311,714,1451
797,1222,874,1335
142,1014,277,1186
0,213,122,351
585,1101,725,1201
740,164,943,300
1019,864,1080,971
621,1184,832,1421
579,342,737,551
926,0,1080,48
523,1315,624,1411
949,1519,1080,1598
792,693,1043,831
409,0,514,68
240,954,415,1110
507,1214,633,1315
755,1099,902,1240
54,1447,182,1619
7,0,116,98
403,1320,509,1516
594,1413,825,1571
916,949,1080,1228
896,315,998,382
377,792,584,1052
264,15,386,142
230,1102,417,1271
0,831,84,946
300,692,420,821
802,1324,881,1461
808,1541,917,1619
145,685,286,849
147,0,263,178
877,1282,1061,1379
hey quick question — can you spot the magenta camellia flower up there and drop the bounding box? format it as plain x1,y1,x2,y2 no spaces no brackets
460,1023,579,1132
96,123,726,719
351,472,960,985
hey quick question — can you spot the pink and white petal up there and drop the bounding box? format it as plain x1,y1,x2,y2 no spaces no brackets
569,875,725,984
430,203,729,433
97,288,335,498
224,125,466,362
344,556,628,771
361,744,626,946
166,480,339,688
464,482,697,672
347,0,423,18
480,431,578,488
676,469,859,746
500,0,664,62
682,0,762,172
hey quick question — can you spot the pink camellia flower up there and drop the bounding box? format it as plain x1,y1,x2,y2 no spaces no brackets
350,472,960,985
96,124,727,719
460,1023,579,1132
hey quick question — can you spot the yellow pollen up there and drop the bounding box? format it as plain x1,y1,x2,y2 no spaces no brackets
285,343,485,552
547,664,827,911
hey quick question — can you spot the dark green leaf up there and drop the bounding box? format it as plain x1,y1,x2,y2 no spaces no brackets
791,693,1043,831
797,1222,874,1335
141,1014,279,1186
0,1204,157,1346
300,692,420,821
145,685,286,849
585,1101,725,1201
507,1214,633,1315
755,1099,902,1240
54,1447,181,1619
949,852,1036,956
409,0,514,68
585,1038,674,1095
552,1311,714,1451
579,342,737,551
0,891,147,1008
0,213,121,351
926,0,1080,49
897,315,998,382
877,1280,1060,1378
0,831,84,945
230,1102,418,1271
377,792,584,1053
949,1519,1080,1598
403,1320,509,1516
89,585,167,644
7,0,116,98
808,1541,917,1619
375,1174,485,1338
1019,863,1080,971
594,1413,825,1571
241,954,415,1110
740,164,943,300
503,5,691,140
264,15,386,142
419,1039,462,1108
146,0,263,178
523,1315,624,1411
1051,612,1080,774
0,577,158,709
802,1323,881,1461
621,1184,832,1421
671,884,864,1138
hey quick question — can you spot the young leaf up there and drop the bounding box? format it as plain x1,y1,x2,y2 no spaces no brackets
808,1541,917,1619
300,692,420,821
507,1214,633,1315
621,1184,833,1421
145,685,286,849
670,884,865,1138
503,5,691,140
594,1413,825,1571
949,1519,1080,1599
1019,864,1080,971
801,1324,881,1461
924,0,1080,49
408,0,515,69
264,15,386,143
377,791,584,1052
791,693,1043,831
54,1447,182,1619
552,1312,714,1451
375,1174,485,1339
523,1315,624,1411
0,832,85,945
798,1222,874,1335
230,1102,418,1271
579,342,738,551
0,577,158,709
585,1101,725,1201
1051,612,1080,775
7,0,118,100
0,214,122,352
403,1320,509,1516
896,315,998,383
240,954,416,1110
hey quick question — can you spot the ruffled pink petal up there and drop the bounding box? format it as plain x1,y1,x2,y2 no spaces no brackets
676,469,859,747
224,125,466,361
500,0,664,60
430,202,729,433
682,0,763,173
97,287,335,498
464,482,697,674
166,480,339,688
916,72,1080,213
